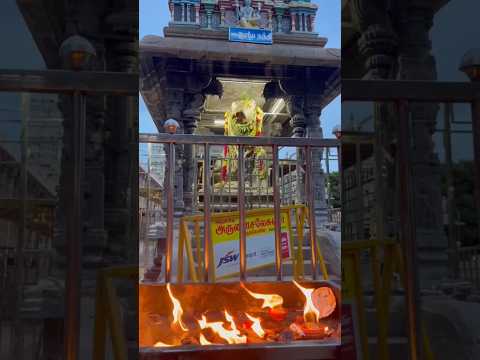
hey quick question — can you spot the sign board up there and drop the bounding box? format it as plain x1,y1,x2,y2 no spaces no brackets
229,27,273,45
211,211,291,279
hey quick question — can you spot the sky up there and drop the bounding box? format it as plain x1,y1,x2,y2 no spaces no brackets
139,0,341,138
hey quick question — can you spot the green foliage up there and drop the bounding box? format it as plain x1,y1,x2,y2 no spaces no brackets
442,161,478,246
326,172,340,208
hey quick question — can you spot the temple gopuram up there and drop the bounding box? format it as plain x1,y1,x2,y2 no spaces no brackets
140,0,340,219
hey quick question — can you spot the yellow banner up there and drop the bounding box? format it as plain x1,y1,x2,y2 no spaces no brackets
212,212,289,244
210,210,292,279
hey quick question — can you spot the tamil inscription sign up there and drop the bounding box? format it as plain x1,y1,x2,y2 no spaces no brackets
229,27,273,45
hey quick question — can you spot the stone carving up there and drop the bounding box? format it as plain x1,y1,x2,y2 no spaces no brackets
235,0,262,28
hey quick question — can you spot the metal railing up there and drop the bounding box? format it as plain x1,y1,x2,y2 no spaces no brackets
343,78,480,360
0,69,137,360
139,133,339,283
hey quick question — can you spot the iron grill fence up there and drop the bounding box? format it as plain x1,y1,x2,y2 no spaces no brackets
139,133,340,284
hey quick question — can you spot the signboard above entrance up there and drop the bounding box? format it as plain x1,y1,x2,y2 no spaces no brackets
229,27,273,45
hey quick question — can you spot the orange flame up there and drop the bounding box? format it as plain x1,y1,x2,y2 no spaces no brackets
154,341,174,347
199,333,213,345
241,283,283,309
197,315,247,344
224,310,239,332
166,283,188,331
245,313,265,338
293,280,320,322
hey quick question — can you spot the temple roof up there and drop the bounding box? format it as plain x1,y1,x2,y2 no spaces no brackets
141,34,339,67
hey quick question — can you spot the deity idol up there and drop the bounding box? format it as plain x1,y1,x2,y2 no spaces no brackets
221,97,267,183
236,0,262,28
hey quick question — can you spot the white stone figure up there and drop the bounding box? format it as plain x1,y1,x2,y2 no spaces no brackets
236,0,262,28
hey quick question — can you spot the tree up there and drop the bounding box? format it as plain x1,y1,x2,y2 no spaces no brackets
326,172,340,208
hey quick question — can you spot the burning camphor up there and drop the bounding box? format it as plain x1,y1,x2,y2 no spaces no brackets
241,283,284,309
166,283,188,331
293,280,321,322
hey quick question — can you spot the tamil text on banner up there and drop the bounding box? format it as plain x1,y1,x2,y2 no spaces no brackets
211,210,292,279
228,27,273,45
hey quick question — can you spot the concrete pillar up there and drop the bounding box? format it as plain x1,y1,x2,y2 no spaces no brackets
291,12,296,32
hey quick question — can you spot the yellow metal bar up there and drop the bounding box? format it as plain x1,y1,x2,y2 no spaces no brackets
423,322,435,360
103,274,128,360
177,220,185,282
342,238,395,252
286,209,296,278
352,252,370,360
103,266,138,279
92,272,107,360
371,245,389,360
194,220,203,280
315,235,329,280
181,204,306,223
295,207,305,279
182,219,199,282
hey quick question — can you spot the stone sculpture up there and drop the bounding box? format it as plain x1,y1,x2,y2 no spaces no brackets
236,0,262,28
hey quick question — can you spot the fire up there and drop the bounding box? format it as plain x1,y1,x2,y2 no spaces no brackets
293,280,320,322
166,283,188,331
245,313,265,338
241,283,283,309
154,341,174,347
197,315,247,344
224,310,239,332
199,333,213,345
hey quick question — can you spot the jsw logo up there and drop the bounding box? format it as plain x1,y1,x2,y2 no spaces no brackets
217,250,239,269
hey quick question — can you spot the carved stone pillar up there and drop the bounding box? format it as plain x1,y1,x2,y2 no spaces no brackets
285,96,306,138
104,7,139,262
397,2,447,285
284,95,305,203
182,93,205,212
164,89,186,213
357,24,398,80
356,23,398,247
305,96,328,226
84,86,108,268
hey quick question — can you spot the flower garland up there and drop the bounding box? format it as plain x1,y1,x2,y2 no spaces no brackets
222,98,267,182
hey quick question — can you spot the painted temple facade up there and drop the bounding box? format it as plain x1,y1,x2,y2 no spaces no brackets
140,0,340,223
168,0,319,33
